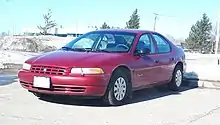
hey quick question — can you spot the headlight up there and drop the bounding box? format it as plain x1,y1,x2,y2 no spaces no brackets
70,68,104,75
22,63,31,70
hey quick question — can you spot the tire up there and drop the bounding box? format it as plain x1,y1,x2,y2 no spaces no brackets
168,65,183,91
104,70,130,106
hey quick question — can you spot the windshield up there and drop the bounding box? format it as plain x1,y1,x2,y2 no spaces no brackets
62,31,136,53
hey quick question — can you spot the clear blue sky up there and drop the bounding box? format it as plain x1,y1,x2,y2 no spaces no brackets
1,0,220,39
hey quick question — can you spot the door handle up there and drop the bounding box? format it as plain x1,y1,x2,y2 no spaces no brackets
137,74,144,77
154,60,159,63
169,57,174,61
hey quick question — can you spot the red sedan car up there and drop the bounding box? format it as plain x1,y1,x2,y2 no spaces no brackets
18,29,186,106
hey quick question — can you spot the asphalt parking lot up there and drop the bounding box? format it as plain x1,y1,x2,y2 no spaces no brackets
1,67,220,125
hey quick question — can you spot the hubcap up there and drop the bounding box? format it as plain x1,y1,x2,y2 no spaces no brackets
175,70,182,87
113,77,127,101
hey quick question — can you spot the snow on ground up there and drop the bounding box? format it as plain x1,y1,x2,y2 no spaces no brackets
185,52,220,59
185,62,220,81
185,52,220,81
0,50,40,65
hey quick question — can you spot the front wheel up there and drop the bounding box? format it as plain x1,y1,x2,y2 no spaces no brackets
104,70,130,106
168,65,183,91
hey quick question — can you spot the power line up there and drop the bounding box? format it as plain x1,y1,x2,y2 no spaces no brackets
153,13,176,31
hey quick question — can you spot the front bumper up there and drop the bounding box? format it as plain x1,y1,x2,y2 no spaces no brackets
18,70,110,97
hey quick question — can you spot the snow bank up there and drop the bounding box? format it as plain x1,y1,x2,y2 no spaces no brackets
33,35,75,49
0,36,76,52
0,50,40,65
0,35,76,69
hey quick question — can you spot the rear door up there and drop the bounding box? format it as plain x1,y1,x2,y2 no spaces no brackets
151,33,175,82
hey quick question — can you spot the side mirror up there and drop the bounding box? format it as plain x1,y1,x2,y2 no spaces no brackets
135,48,151,56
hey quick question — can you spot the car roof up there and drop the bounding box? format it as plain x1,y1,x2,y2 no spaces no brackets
93,29,158,34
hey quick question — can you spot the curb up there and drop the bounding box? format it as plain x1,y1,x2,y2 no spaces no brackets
197,81,220,89
183,77,220,89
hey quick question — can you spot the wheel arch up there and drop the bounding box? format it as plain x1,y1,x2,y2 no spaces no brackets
104,64,133,97
111,65,132,83
175,61,183,71
168,61,184,83
168,61,184,91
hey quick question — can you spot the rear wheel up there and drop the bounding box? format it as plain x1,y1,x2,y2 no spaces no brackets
168,65,183,91
104,70,130,106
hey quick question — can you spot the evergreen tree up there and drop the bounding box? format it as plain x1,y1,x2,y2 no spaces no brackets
185,13,212,53
100,22,111,29
126,9,140,29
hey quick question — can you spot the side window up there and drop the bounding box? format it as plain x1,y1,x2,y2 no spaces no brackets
152,34,171,53
136,34,155,54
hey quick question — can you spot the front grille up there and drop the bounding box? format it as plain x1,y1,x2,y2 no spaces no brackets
20,81,86,93
53,85,86,92
31,65,66,75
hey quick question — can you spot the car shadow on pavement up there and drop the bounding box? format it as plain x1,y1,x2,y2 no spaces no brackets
183,71,199,81
129,81,198,105
39,79,199,107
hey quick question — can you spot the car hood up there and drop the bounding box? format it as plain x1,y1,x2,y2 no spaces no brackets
26,50,125,67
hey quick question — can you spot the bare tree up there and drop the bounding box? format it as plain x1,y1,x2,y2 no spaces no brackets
37,9,57,35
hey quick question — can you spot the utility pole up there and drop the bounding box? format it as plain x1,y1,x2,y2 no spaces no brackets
153,13,159,31
215,9,220,54
215,20,219,54
75,20,78,36
153,13,175,31
12,23,14,36
215,9,220,65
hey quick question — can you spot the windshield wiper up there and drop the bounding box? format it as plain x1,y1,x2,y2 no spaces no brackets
61,47,92,52
72,48,92,52
61,47,74,51
95,49,111,53
62,47,111,53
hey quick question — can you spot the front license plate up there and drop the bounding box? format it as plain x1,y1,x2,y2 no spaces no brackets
33,76,51,88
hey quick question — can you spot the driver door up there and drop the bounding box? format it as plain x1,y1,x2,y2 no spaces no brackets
133,34,161,88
